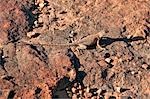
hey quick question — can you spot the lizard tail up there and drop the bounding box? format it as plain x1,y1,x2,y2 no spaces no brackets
19,41,78,47
36,43,78,46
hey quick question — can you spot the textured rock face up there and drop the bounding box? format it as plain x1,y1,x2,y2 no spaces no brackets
0,0,30,44
0,0,150,98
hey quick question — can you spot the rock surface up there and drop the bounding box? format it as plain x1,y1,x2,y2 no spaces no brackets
0,0,149,98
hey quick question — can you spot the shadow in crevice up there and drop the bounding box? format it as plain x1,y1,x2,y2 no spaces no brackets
83,36,145,50
75,71,87,86
0,49,7,72
52,77,71,99
99,36,145,48
66,49,87,84
66,48,80,70
0,50,5,66
29,45,49,65
52,49,87,99
7,90,16,99
21,3,37,31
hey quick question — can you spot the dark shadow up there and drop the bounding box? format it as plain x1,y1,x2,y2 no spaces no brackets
101,69,108,79
83,36,145,50
52,77,71,99
99,36,145,48
0,50,5,66
30,33,40,38
7,90,16,99
120,88,130,93
87,43,97,49
21,3,37,31
144,25,150,37
109,96,116,99
35,87,42,98
52,49,87,98
0,89,2,96
86,38,98,49
67,49,80,70
147,65,150,70
0,50,7,71
35,87,42,94
90,88,98,96
30,45,49,65
75,71,87,86
66,49,87,85
52,72,87,98
2,76,14,81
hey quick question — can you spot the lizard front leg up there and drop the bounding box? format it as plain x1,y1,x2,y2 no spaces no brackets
73,44,87,56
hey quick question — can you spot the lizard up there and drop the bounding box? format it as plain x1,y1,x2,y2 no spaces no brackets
18,30,105,50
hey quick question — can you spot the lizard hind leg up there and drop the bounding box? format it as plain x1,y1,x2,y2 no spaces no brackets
77,44,87,50
96,39,105,51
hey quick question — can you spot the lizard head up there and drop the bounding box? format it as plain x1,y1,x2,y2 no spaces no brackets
98,30,105,38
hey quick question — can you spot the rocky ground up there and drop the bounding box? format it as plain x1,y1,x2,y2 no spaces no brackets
0,0,150,99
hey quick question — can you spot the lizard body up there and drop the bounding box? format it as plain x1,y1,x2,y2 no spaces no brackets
19,31,105,50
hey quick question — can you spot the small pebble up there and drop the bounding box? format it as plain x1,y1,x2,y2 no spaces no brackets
86,86,90,93
78,84,82,89
39,1,45,9
96,88,102,95
105,58,112,63
115,87,121,92
69,31,75,38
142,64,148,70
79,90,82,95
34,21,38,27
2,56,5,58
131,71,135,75
72,94,77,99
71,87,76,93
74,83,78,87
68,69,76,81
27,31,36,38
38,16,43,23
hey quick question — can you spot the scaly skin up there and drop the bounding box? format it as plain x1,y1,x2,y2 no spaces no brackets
19,31,105,48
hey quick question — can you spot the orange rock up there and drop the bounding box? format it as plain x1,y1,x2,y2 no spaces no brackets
50,52,73,77
0,79,13,99
98,60,108,68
